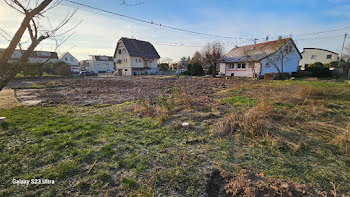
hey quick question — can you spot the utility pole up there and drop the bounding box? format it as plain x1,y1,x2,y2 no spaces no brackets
337,33,347,68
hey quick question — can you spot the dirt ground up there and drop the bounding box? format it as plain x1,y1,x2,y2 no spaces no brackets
10,76,257,106
206,169,325,197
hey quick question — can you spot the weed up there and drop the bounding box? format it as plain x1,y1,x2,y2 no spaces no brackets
334,126,350,154
217,102,273,137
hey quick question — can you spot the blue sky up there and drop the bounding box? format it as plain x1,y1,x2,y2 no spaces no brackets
1,0,349,61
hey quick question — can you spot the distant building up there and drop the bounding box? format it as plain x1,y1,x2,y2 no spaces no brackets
113,37,160,76
299,48,339,70
58,52,80,72
0,49,58,64
86,55,115,73
219,38,301,77
170,63,179,70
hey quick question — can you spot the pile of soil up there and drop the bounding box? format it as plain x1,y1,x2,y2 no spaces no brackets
206,169,324,197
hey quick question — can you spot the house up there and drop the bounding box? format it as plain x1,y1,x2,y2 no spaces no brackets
219,38,301,78
299,48,339,70
113,37,160,76
86,55,115,73
58,52,80,72
0,49,58,64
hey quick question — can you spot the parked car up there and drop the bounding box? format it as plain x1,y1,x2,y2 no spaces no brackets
80,71,97,77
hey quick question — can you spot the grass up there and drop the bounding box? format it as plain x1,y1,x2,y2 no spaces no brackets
1,79,350,196
0,89,21,110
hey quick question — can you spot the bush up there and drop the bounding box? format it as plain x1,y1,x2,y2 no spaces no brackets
307,62,332,78
292,71,312,78
264,72,290,80
23,63,43,77
53,62,72,76
184,63,204,76
159,63,169,71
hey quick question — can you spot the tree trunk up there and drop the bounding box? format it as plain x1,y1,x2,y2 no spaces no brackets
0,40,40,91
0,62,24,91
0,0,53,64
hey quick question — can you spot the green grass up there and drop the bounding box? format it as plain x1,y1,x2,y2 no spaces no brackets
1,79,350,196
220,96,256,108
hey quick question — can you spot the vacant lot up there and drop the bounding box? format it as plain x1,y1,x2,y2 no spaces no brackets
1,77,350,196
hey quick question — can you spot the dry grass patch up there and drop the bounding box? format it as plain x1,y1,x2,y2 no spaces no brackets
217,102,274,137
334,125,350,154
133,101,169,122
0,89,21,109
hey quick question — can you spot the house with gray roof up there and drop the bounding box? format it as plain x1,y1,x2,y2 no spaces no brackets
219,38,301,78
113,37,160,76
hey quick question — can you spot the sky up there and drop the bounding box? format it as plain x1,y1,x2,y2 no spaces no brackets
0,0,350,62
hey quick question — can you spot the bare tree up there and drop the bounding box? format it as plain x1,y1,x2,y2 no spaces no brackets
191,51,203,65
0,0,145,90
202,42,224,76
242,48,261,79
0,0,79,90
264,39,294,74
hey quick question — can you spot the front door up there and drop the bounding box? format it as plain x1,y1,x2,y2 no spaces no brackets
118,69,122,76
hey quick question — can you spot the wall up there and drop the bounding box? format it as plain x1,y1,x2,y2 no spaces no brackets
299,49,339,69
260,40,300,75
90,57,114,73
115,41,131,75
59,53,79,66
220,62,260,77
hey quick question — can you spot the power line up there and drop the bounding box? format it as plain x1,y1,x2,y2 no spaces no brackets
65,0,350,47
295,26,350,37
65,0,234,39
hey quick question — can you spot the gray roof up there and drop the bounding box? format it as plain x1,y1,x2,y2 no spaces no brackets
114,37,160,59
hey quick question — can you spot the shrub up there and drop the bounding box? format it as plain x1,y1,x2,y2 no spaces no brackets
292,71,312,78
53,62,71,76
23,63,43,77
184,63,205,76
307,62,332,77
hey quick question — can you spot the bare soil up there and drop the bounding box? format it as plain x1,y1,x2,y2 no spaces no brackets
11,76,256,106
206,169,324,197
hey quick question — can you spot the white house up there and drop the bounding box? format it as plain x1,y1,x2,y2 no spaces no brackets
299,48,339,70
219,38,301,78
113,37,160,76
58,52,80,72
0,49,58,64
86,55,115,73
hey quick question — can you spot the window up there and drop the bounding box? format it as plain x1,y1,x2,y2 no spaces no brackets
266,62,270,66
241,63,246,69
117,59,122,64
311,55,316,59
228,64,234,69
237,64,242,69
65,57,67,61
125,69,128,72
327,55,332,59
118,49,122,54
